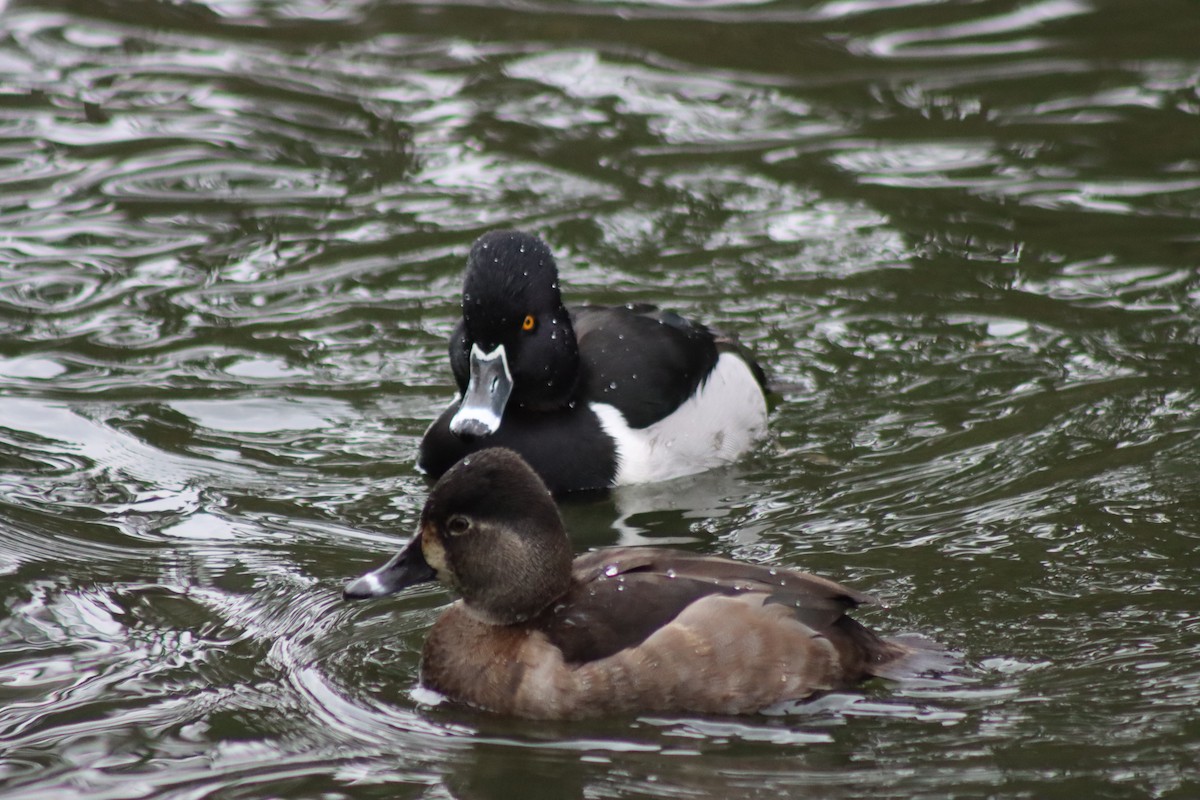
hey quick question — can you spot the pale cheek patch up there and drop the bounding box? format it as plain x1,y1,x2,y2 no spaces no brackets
422,530,451,581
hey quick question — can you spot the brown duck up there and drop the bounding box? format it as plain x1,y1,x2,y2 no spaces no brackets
344,447,943,720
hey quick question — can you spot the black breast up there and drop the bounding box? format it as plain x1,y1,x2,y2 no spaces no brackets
417,402,619,493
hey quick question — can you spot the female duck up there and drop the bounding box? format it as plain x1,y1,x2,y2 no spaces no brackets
345,448,941,720
417,230,769,493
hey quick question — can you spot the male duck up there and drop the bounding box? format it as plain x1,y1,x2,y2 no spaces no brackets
417,230,769,493
345,448,941,720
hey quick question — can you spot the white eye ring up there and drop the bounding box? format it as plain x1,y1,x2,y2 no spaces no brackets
446,515,471,536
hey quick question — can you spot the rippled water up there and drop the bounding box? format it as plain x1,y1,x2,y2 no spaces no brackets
1,0,1199,797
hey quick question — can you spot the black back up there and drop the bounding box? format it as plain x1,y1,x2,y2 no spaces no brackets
572,306,720,429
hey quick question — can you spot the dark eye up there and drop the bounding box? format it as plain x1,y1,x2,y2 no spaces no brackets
446,515,471,536
521,314,536,332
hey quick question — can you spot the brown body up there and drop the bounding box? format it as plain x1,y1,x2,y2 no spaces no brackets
420,546,916,719
344,449,941,720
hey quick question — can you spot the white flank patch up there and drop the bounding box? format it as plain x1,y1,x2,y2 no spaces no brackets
592,352,768,485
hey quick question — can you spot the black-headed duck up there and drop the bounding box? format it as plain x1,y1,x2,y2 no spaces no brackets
417,230,769,493
345,448,941,720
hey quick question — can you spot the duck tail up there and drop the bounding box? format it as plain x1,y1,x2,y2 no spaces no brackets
870,633,961,681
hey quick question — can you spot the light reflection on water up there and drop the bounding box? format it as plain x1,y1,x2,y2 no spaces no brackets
1,0,1199,797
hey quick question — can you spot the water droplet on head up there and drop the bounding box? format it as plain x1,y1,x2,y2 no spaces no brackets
608,381,617,390
665,569,676,579
603,564,619,577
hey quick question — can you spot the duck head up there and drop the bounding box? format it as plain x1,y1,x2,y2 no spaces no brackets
448,230,580,439
343,448,573,625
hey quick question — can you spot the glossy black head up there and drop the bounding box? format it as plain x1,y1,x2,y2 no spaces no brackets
345,448,574,625
451,231,581,416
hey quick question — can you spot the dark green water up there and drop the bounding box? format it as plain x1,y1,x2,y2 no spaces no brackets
1,0,1199,797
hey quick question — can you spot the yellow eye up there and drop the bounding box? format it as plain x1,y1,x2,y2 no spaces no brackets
521,314,536,332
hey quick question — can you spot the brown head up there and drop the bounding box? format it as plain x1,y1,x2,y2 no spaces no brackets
343,448,573,625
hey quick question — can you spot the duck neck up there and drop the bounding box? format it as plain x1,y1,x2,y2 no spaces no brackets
457,531,573,626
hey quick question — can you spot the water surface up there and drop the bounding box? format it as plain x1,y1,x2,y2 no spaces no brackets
1,0,1199,798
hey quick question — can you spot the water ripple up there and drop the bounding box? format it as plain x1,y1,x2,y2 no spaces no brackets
852,0,1093,59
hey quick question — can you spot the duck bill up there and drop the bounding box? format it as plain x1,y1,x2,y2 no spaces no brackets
449,343,513,439
343,537,436,600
